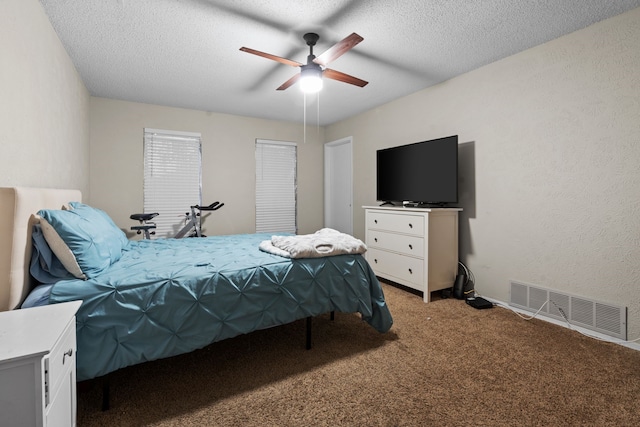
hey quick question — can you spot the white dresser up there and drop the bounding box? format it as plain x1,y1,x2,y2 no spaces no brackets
0,301,81,427
364,206,461,302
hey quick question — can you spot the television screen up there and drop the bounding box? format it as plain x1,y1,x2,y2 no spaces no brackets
376,135,458,205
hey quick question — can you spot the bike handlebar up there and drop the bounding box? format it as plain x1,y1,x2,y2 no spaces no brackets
192,201,224,211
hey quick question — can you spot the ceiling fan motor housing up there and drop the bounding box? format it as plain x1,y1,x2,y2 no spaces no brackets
299,33,323,93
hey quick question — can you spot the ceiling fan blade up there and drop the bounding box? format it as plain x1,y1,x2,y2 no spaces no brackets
323,68,368,87
314,33,364,66
277,73,300,91
240,47,302,67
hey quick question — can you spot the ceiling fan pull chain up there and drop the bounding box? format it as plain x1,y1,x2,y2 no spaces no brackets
317,92,320,135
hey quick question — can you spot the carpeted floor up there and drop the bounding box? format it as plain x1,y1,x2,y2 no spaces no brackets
76,282,640,426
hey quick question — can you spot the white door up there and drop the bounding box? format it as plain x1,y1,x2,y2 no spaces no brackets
324,137,353,234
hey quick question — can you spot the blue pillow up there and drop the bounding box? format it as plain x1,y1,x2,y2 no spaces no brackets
30,224,76,283
21,284,55,308
68,202,129,248
37,203,128,279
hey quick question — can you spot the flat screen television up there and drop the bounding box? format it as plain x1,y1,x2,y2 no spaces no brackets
376,135,458,206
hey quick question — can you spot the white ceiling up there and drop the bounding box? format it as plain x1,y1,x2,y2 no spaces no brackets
39,0,640,126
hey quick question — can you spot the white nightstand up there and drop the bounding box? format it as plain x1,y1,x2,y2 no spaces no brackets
0,301,81,427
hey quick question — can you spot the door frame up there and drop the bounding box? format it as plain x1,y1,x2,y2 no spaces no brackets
324,136,353,235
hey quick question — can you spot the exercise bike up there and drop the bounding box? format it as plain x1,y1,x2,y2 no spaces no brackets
174,201,224,238
130,201,224,239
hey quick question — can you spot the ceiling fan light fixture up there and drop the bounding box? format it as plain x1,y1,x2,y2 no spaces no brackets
241,32,366,92
299,66,323,93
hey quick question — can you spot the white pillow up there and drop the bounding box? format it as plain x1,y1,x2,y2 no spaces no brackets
35,214,86,280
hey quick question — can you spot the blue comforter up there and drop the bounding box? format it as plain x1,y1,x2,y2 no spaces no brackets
48,233,393,381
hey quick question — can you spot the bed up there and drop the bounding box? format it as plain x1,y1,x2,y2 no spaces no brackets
0,187,393,385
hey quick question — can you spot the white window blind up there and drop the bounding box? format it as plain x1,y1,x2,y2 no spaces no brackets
255,140,297,234
144,128,202,238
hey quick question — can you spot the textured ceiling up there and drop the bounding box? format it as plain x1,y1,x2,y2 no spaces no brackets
39,0,640,126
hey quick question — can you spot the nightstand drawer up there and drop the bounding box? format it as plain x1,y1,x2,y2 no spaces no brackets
367,248,424,289
366,211,424,235
47,318,76,403
368,230,424,257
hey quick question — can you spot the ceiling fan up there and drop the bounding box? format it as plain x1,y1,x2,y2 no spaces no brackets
240,32,368,93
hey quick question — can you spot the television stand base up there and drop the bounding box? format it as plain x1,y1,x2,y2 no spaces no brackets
403,202,448,208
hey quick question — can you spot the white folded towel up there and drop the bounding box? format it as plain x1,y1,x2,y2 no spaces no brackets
259,228,366,259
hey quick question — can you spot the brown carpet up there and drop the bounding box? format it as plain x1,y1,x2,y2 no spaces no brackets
76,282,640,426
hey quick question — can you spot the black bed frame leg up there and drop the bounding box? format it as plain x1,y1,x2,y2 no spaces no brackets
305,312,334,349
101,374,110,411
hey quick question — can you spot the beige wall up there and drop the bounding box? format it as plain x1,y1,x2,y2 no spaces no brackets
5,0,640,340
0,0,89,194
89,98,325,237
327,8,640,338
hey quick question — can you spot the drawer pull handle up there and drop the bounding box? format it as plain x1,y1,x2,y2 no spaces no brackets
408,268,413,274
408,244,413,250
409,223,413,228
374,238,378,242
63,349,73,364
374,259,378,263
374,219,378,224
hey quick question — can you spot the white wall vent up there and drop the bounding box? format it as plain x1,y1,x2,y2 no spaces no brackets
509,280,627,340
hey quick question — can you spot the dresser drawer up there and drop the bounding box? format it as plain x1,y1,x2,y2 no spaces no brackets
366,211,424,235
367,248,424,289
368,230,424,258
46,317,76,403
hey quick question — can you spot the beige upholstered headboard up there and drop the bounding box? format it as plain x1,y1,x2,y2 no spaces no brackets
0,187,82,311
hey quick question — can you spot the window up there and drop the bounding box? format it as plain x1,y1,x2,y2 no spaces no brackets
255,140,297,233
143,128,202,237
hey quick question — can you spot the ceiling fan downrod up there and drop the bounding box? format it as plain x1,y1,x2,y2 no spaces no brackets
303,32,320,62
